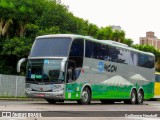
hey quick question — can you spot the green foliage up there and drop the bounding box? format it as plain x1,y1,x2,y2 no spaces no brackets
25,24,39,38
122,38,133,47
97,26,113,40
2,37,32,57
37,26,60,36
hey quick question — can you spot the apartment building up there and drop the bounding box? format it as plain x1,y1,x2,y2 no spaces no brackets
140,31,160,49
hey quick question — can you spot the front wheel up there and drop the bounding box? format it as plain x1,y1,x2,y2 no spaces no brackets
77,87,91,104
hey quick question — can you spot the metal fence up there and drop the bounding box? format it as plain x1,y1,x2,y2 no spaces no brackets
0,74,25,97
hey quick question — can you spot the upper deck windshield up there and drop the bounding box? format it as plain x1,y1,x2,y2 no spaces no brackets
29,37,72,57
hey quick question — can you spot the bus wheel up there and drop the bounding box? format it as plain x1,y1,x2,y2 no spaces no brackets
77,87,91,104
136,90,143,104
45,99,56,104
124,89,137,104
130,89,137,104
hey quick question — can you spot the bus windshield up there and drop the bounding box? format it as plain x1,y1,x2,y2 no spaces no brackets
26,59,65,84
29,37,72,57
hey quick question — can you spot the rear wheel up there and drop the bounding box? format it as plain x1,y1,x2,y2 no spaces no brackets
136,90,144,104
45,99,56,104
124,89,137,104
77,87,91,104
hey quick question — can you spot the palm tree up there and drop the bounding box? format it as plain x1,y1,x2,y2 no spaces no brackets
0,0,15,38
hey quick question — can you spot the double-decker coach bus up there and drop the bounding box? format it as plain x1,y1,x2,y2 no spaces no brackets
17,34,155,104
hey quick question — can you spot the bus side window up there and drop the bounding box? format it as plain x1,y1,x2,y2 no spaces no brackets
67,68,73,83
66,61,76,83
75,67,81,79
109,46,120,62
104,45,110,61
97,43,105,60
85,40,97,59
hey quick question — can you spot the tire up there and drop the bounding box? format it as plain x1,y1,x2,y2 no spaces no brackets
45,99,56,104
100,100,115,104
124,89,137,104
77,87,91,104
136,90,144,104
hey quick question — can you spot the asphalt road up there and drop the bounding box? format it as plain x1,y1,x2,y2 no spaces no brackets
0,100,160,120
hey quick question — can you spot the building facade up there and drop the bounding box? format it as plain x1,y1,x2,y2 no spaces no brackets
140,31,160,49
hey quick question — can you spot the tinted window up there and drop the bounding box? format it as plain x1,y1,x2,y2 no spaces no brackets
69,39,84,57
85,40,97,58
85,40,110,61
148,56,154,68
109,46,120,62
85,40,154,68
97,43,106,60
30,37,72,57
104,45,110,61
68,39,84,81
138,53,154,68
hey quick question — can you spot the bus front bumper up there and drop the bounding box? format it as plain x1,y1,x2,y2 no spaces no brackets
25,90,65,100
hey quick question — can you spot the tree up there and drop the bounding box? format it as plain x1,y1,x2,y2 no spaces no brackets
122,38,133,47
97,26,113,40
2,37,32,57
0,0,15,38
112,30,125,42
15,0,45,37
85,23,99,37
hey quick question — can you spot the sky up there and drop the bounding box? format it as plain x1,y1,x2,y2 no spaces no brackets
61,0,160,44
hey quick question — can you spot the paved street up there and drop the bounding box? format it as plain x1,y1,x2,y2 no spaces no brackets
0,100,160,120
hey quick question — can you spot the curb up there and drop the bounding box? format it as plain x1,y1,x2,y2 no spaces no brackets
0,98,44,101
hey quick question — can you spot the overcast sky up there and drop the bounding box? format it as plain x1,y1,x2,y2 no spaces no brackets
61,0,160,44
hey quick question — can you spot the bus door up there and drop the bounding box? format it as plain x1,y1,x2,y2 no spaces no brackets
65,61,77,99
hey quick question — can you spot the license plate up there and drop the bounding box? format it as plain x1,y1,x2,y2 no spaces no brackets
37,94,45,97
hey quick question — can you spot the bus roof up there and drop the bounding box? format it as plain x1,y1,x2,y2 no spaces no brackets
36,34,154,57
36,34,85,39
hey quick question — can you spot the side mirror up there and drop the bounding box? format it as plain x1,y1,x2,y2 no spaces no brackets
17,58,27,73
